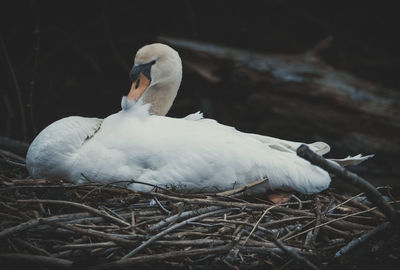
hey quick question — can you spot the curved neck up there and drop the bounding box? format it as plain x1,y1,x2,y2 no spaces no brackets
141,78,181,116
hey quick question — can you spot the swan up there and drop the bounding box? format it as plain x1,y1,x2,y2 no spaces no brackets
26,43,373,194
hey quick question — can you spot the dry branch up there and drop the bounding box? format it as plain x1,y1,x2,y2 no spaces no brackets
334,221,390,258
297,144,400,225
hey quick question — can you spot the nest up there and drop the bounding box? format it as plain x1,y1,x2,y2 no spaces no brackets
0,174,399,270
1,146,400,269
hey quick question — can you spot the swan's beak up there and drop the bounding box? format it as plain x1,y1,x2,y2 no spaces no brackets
127,73,151,101
127,61,154,101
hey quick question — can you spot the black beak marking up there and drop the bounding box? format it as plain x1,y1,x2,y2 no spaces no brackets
129,60,156,82
135,78,140,89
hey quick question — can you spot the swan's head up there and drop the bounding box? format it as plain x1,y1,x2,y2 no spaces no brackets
126,43,182,115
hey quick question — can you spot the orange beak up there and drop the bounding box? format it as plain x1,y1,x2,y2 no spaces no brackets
127,73,151,101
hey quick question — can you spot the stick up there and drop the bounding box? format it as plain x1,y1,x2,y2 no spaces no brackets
297,144,400,225
216,178,268,196
148,192,313,216
243,205,277,244
39,219,138,246
332,193,385,219
13,238,51,256
0,219,40,239
285,207,378,241
321,225,353,238
153,196,171,215
272,238,320,270
334,222,391,258
237,246,312,256
99,205,128,223
0,253,72,269
88,244,232,270
321,217,374,231
55,241,116,251
0,212,91,239
121,208,238,260
148,206,220,232
311,197,322,245
0,149,26,163
18,199,130,227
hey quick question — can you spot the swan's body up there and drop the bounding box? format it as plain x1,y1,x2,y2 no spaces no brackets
26,43,373,194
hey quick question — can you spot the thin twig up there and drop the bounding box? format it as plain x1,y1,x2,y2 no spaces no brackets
216,178,268,197
18,199,130,227
39,219,138,246
332,192,386,219
0,212,92,239
285,207,378,241
149,191,313,216
243,205,277,245
153,196,171,215
149,206,220,232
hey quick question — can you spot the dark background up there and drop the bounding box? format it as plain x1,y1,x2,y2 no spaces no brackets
1,0,399,186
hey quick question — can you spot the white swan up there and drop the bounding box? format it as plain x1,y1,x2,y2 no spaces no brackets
26,43,373,194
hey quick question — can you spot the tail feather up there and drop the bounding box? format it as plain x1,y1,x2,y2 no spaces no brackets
246,132,374,167
329,154,374,166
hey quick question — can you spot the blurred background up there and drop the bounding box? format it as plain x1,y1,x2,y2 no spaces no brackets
1,0,399,188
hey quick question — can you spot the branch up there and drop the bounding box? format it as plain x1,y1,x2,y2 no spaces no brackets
297,144,400,225
334,221,391,258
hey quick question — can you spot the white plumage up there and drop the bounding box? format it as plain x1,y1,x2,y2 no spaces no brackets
26,43,373,194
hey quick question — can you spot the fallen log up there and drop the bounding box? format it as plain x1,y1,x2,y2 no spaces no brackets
159,36,400,186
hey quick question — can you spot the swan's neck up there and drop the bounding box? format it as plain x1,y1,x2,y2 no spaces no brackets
141,79,180,116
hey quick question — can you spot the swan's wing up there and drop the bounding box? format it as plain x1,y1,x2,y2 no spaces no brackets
181,115,372,167
182,112,330,155
26,117,103,179
116,115,331,194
